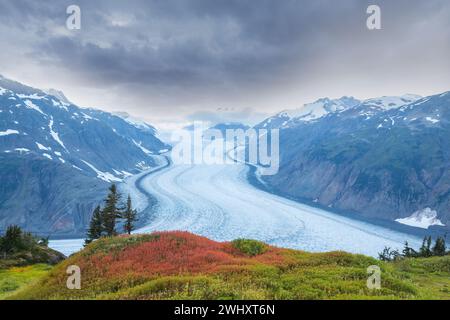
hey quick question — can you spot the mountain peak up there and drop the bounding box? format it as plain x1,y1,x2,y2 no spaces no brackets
113,111,156,133
43,88,72,105
363,94,422,110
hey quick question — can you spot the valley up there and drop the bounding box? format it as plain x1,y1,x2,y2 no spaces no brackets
51,151,423,257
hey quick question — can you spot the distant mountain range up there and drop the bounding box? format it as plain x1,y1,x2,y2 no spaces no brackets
0,75,169,237
255,92,450,232
255,94,422,130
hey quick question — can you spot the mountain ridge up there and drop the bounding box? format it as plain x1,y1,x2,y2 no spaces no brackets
256,91,450,232
0,76,169,236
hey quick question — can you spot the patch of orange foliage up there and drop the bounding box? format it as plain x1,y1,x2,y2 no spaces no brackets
81,232,287,279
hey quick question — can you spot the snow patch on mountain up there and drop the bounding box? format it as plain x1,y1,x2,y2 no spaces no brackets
425,117,440,124
133,139,153,155
43,153,53,160
36,142,51,151
15,148,30,153
257,94,424,130
81,112,95,121
258,97,361,129
285,97,361,121
81,160,122,183
48,117,67,151
136,161,151,170
0,129,19,136
17,93,46,100
24,100,46,115
364,94,421,110
396,208,445,229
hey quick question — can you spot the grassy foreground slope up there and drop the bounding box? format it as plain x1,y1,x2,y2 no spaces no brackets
9,232,450,300
0,264,52,299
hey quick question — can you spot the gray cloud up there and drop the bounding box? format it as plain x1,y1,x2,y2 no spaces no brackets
0,0,449,128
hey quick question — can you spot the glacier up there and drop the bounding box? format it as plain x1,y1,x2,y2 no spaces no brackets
50,152,423,257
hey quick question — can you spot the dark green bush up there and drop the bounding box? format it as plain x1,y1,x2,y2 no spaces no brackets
231,239,267,256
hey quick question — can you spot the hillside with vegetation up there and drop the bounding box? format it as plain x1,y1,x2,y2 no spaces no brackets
6,231,450,300
0,225,65,298
0,225,65,269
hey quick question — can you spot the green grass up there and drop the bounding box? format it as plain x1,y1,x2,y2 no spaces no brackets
389,257,450,299
0,264,52,299
4,233,450,300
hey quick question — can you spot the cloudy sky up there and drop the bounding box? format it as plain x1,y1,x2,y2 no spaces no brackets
0,0,449,129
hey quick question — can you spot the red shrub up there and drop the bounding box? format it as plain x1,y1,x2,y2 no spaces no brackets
80,231,287,280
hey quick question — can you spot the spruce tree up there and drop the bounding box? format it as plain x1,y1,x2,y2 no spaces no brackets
432,236,446,256
419,236,433,257
378,247,400,261
1,225,23,254
85,206,103,245
102,184,121,236
402,241,416,258
123,194,138,235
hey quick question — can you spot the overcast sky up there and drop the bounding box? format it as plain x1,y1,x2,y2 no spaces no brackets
0,0,449,129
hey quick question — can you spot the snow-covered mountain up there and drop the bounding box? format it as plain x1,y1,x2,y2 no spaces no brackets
256,94,422,130
395,208,445,229
256,91,450,233
0,75,169,236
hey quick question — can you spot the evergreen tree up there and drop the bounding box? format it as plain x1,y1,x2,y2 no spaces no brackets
1,225,23,253
102,184,122,236
85,206,103,245
122,195,138,235
0,225,39,257
402,241,417,258
432,236,446,256
378,247,400,261
419,236,433,257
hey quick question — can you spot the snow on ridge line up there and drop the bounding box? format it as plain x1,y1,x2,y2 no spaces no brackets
17,93,47,100
264,94,424,127
0,129,19,136
51,99,68,111
363,95,421,110
396,208,445,229
81,160,122,183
